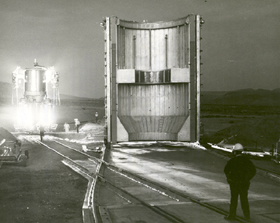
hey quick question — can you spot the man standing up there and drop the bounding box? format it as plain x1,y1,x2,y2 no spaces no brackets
224,143,256,221
39,126,44,142
95,111,99,123
64,123,70,132
74,119,80,133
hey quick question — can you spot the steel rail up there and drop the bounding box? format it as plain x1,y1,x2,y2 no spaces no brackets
39,140,186,222
53,140,100,164
33,138,249,223
103,163,250,223
97,173,186,223
33,139,98,223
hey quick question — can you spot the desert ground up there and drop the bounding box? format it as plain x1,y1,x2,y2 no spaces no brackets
201,104,280,151
0,98,104,223
201,89,280,151
0,93,279,222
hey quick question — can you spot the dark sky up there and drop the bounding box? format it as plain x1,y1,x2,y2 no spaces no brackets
0,0,279,98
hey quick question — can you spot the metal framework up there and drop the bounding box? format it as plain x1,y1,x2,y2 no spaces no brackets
103,15,203,143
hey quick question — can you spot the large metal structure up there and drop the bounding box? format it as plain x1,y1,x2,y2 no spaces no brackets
103,15,203,143
12,60,60,132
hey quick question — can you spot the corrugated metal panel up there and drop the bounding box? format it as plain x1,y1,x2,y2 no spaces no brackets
118,24,189,71
118,84,188,141
112,16,198,141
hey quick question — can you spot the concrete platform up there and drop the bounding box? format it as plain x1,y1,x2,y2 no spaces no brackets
92,145,280,223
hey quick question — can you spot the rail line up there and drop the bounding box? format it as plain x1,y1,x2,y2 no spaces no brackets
22,136,250,223
22,136,100,223
97,161,250,223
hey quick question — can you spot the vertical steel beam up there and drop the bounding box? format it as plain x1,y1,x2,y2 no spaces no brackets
165,34,168,69
111,17,118,143
195,15,201,142
187,18,192,141
190,41,196,142
105,17,111,142
149,30,152,70
133,35,136,69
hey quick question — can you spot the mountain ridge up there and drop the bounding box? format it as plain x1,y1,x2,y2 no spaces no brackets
1,81,280,105
0,81,99,100
201,88,280,106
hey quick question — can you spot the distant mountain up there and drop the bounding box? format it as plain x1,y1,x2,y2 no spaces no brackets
0,82,12,98
202,88,280,106
59,94,91,100
201,91,227,103
0,81,97,100
2,80,280,106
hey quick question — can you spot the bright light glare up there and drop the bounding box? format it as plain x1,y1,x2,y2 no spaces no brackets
38,105,55,126
14,105,34,130
14,103,56,131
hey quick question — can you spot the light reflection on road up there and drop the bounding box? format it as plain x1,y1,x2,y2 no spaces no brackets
110,148,280,203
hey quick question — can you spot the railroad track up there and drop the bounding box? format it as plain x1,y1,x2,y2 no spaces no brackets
94,160,251,223
256,166,280,182
22,136,250,223
22,135,101,223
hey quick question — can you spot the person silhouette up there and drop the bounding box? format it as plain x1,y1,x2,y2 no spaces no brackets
224,143,256,221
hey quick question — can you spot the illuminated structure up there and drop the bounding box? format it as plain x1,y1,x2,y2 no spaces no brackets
103,15,204,143
12,59,60,132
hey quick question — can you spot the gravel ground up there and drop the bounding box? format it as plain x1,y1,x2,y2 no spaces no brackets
0,139,88,223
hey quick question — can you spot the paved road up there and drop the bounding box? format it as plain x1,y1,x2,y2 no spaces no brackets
104,146,280,223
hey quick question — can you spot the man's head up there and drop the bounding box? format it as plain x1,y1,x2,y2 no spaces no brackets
232,143,243,156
